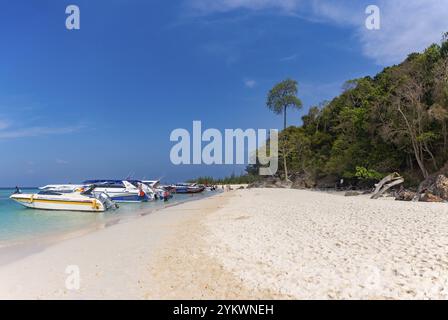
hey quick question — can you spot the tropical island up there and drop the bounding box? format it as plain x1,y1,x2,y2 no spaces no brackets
197,34,448,202
1,29,448,300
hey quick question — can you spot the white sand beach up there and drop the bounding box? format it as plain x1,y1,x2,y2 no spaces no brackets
1,188,448,300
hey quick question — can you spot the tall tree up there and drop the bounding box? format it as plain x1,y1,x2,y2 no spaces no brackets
267,79,303,180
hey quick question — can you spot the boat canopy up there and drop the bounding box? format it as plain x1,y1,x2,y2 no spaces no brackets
83,180,126,188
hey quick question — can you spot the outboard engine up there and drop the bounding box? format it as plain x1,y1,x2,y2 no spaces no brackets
96,192,119,210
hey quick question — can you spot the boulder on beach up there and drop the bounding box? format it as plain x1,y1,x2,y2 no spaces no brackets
415,172,448,202
247,177,292,189
434,175,448,200
420,192,444,203
315,175,339,189
414,160,448,201
290,173,316,189
395,189,416,202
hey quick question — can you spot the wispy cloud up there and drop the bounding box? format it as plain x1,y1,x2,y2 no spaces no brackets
185,0,448,65
244,79,257,88
0,119,11,130
200,41,243,65
187,0,301,15
280,54,298,62
0,122,83,139
56,159,69,165
358,0,448,65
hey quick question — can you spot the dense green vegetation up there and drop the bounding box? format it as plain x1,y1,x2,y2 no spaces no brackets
187,174,259,185
260,34,448,187
191,35,448,188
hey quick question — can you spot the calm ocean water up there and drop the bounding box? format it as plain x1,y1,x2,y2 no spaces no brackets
0,188,215,245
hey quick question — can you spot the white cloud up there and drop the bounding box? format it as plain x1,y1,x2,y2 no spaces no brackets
56,159,69,165
0,124,83,139
201,41,242,65
359,0,448,65
280,54,298,62
0,119,11,130
188,0,300,14
186,0,448,65
244,79,257,88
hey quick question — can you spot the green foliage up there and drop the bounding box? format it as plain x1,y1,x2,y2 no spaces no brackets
416,131,439,143
188,174,259,185
266,79,303,117
267,78,304,180
441,32,448,57
251,33,448,186
354,167,384,181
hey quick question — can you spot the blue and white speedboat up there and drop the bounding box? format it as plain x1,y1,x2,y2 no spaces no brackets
142,180,173,200
167,183,205,194
83,180,154,203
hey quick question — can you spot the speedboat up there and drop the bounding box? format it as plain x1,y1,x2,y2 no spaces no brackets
39,184,84,193
83,180,154,203
10,186,117,212
142,180,172,200
169,183,205,194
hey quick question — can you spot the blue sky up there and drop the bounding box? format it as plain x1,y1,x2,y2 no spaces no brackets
0,0,447,186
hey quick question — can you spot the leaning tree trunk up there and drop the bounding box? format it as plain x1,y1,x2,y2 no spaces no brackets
283,106,289,181
413,139,429,179
397,105,429,179
284,106,287,131
443,121,448,152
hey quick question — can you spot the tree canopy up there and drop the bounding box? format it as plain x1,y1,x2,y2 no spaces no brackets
255,35,448,187
266,79,303,121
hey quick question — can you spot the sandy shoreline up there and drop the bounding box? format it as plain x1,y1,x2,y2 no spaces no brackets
1,188,448,299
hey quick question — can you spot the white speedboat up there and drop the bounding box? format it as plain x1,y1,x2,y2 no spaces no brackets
142,180,172,200
167,183,205,194
83,180,154,203
10,187,117,212
39,184,84,193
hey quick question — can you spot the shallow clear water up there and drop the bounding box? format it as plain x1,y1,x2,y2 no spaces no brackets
0,188,215,245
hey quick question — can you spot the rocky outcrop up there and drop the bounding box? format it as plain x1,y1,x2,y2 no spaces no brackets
315,175,339,189
420,192,444,203
247,177,292,189
345,191,361,197
415,173,448,202
434,175,448,200
290,173,316,189
415,160,448,201
395,189,416,201
246,169,448,204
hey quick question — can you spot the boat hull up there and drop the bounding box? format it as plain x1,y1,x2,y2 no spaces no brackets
174,187,205,194
91,189,151,203
106,194,149,203
10,195,106,212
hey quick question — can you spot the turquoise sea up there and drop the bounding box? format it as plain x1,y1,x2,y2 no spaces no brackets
0,188,214,245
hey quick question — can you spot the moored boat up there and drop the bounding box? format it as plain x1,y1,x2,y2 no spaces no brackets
142,180,173,200
39,184,84,192
169,183,205,194
10,187,117,212
83,180,154,203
